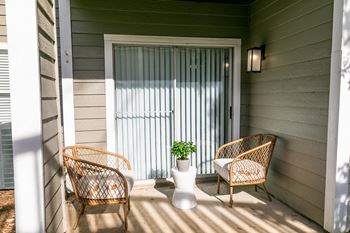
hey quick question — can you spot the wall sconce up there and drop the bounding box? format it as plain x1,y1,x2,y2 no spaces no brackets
247,45,265,72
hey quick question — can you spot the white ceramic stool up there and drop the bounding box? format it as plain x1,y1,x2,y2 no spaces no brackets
171,166,197,209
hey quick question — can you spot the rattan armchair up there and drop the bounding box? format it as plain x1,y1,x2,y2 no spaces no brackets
214,134,276,207
63,146,133,230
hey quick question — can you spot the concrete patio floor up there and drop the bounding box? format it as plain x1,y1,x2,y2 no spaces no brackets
66,181,324,233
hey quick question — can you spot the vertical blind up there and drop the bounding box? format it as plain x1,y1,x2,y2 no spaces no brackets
175,47,229,175
115,46,174,179
114,45,231,180
0,49,14,189
0,124,13,189
0,49,10,122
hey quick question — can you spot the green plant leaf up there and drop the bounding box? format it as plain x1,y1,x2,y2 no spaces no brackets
171,141,197,160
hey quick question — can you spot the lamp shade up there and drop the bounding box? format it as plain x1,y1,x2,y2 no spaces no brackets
247,47,263,72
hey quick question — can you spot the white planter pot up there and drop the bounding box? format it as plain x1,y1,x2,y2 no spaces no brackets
176,159,190,172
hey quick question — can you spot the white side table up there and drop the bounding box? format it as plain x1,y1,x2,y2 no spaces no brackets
171,166,197,209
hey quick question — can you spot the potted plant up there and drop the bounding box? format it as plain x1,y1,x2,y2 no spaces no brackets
171,141,197,172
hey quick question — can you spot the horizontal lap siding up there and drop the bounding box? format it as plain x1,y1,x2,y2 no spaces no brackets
38,0,64,232
70,0,250,148
248,0,332,225
0,0,6,42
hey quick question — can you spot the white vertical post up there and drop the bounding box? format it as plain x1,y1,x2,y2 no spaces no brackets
6,0,45,232
58,0,75,146
105,39,116,151
233,44,241,139
324,0,350,232
53,1,67,232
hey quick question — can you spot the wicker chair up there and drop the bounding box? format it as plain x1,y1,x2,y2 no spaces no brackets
63,146,133,230
214,134,276,207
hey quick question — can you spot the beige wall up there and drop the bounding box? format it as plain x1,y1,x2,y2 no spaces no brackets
70,0,250,149
38,0,64,231
247,0,333,225
0,0,6,42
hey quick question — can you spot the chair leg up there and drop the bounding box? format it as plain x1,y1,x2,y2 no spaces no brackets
123,202,129,230
216,175,221,194
73,203,85,230
254,185,258,192
128,197,130,211
229,186,233,207
262,183,272,201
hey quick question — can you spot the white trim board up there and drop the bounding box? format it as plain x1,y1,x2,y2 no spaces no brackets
54,0,68,232
104,39,115,152
104,34,241,48
324,0,350,232
58,0,75,146
0,42,8,50
104,34,241,152
6,0,45,231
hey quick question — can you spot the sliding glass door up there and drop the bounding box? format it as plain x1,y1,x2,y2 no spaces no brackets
114,46,174,179
114,45,231,179
175,47,230,176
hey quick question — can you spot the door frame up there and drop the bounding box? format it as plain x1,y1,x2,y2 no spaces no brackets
104,34,241,152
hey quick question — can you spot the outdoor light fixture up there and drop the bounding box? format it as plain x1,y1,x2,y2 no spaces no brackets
247,45,265,72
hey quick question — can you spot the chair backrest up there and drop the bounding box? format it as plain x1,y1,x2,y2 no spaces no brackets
64,145,131,170
64,146,109,166
240,134,263,152
216,134,276,161
245,134,276,176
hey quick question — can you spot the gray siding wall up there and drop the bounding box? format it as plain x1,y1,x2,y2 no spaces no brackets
0,0,6,42
70,0,250,149
67,0,336,226
38,0,64,232
247,0,333,225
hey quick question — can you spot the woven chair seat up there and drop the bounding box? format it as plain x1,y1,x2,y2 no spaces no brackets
214,158,265,184
77,170,135,200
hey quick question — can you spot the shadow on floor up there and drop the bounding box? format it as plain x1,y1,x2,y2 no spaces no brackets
66,181,325,233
